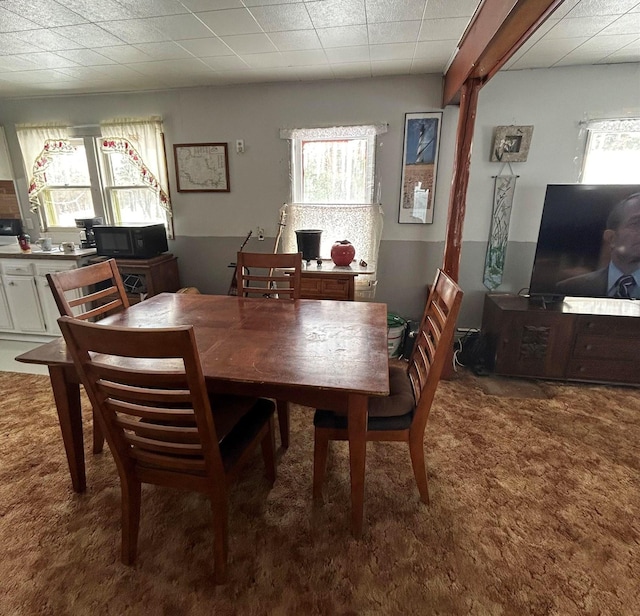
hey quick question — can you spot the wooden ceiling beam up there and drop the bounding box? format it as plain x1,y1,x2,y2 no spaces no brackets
443,0,565,107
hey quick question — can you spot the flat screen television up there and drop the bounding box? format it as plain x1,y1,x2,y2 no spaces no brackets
529,184,640,302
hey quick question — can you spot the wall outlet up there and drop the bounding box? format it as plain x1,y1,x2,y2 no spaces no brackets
257,227,264,241
236,139,245,154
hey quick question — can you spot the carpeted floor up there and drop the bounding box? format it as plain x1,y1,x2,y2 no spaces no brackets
1,369,638,615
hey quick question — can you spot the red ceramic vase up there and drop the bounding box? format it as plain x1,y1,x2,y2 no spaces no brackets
330,240,356,266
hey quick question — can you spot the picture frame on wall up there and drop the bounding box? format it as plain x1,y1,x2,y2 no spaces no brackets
174,142,230,192
490,125,534,162
399,111,442,224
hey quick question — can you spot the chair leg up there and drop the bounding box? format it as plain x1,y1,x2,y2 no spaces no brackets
276,399,289,449
408,437,429,505
261,417,277,485
313,428,330,502
209,495,229,585
121,478,141,565
92,408,105,454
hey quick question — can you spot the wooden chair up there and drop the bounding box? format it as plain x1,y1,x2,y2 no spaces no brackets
312,269,463,508
47,258,130,454
235,251,303,448
235,251,302,300
46,258,129,322
58,316,276,584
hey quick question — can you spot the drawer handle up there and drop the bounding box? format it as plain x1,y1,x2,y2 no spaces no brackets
585,344,592,351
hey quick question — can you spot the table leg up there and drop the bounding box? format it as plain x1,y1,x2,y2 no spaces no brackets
347,393,368,537
49,365,86,493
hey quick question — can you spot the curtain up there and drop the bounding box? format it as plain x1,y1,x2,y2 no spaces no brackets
282,203,384,299
16,124,72,212
99,117,172,219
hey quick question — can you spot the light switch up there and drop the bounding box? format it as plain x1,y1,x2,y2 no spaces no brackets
236,139,245,153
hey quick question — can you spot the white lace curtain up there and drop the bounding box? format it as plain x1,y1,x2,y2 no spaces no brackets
99,117,172,218
282,202,384,298
16,123,73,211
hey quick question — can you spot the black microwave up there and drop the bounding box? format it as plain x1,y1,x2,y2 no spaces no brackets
94,223,168,258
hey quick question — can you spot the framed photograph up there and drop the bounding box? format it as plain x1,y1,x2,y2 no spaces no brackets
399,112,442,224
490,125,534,162
174,142,230,192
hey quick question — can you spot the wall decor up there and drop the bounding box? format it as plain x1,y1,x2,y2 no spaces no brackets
174,142,230,192
399,111,442,224
483,168,518,290
490,125,534,162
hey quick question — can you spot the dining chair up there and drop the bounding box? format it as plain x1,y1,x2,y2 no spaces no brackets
312,268,463,508
235,251,302,300
58,316,276,585
47,258,130,454
235,251,303,449
46,258,129,322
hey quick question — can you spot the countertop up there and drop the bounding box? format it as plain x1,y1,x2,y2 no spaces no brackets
0,243,97,260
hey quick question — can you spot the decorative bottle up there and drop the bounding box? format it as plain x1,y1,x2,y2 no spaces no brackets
330,240,355,266
17,231,31,253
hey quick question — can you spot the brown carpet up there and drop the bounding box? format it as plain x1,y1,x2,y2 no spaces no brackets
1,369,638,615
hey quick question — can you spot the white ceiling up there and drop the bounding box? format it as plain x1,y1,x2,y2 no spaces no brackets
0,0,638,99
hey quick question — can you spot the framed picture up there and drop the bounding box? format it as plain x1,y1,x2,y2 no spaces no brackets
490,125,534,162
399,112,442,224
174,142,230,192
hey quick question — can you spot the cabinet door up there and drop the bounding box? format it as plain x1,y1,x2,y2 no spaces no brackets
35,276,65,335
0,283,13,330
3,274,46,333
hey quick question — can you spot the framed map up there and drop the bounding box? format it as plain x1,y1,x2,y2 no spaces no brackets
174,142,230,192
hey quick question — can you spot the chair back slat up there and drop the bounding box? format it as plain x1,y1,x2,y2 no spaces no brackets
407,269,463,432
236,252,302,300
58,318,226,485
47,259,129,321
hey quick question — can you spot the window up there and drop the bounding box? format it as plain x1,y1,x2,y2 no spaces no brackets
281,124,386,299
582,118,640,183
16,118,172,235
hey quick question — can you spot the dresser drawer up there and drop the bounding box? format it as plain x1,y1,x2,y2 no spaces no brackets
300,276,351,300
567,358,640,383
573,334,638,361
575,315,640,337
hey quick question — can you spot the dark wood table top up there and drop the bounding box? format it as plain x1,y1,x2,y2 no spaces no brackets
17,293,390,398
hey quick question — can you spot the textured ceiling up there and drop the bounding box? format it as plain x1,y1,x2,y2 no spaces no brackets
0,0,638,98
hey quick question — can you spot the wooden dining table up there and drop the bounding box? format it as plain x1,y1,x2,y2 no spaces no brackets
16,292,389,536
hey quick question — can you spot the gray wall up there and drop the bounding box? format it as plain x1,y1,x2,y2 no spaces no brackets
0,63,638,328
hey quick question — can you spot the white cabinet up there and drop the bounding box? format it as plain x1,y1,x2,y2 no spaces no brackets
0,257,88,340
0,282,12,330
4,273,46,333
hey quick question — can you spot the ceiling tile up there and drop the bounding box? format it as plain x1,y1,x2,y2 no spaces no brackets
3,0,87,28
243,0,304,6
305,0,366,29
97,20,167,44
423,0,480,20
57,0,140,22
125,58,212,76
97,45,155,63
134,42,193,60
177,37,233,57
16,51,80,68
220,33,278,54
317,25,368,48
365,0,426,24
600,13,640,35
418,17,470,42
201,55,250,70
324,45,370,63
545,15,618,38
52,24,128,47
555,34,638,64
143,15,215,40
0,8,41,32
368,21,420,45
330,62,371,78
249,4,314,32
0,68,74,83
414,39,458,63
181,0,244,10
14,29,81,52
269,30,322,51
411,56,446,73
604,38,640,62
196,9,262,36
115,0,190,18
566,0,640,18
509,37,590,69
369,42,415,61
279,49,328,66
240,52,287,68
0,33,39,54
56,48,116,66
0,54,39,72
371,59,412,76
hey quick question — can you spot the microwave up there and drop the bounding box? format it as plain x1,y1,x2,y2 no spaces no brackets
94,223,168,259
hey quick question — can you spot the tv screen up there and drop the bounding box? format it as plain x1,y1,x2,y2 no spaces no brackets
529,184,640,300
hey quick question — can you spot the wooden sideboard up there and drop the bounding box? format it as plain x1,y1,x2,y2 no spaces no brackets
296,259,375,301
89,253,180,304
481,294,640,386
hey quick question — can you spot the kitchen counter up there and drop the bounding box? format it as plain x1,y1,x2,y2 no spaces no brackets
0,244,96,260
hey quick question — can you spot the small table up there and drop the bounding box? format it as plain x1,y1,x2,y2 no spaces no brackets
294,259,375,301
16,293,389,536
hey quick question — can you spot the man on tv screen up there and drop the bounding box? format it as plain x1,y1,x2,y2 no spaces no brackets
556,192,640,299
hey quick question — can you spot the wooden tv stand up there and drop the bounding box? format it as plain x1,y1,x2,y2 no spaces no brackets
481,294,640,386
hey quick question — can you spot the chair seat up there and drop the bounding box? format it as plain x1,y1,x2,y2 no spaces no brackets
313,364,415,431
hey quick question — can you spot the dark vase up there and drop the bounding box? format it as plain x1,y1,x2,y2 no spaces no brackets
330,240,355,266
295,229,322,263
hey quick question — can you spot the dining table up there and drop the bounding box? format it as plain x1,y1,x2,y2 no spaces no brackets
16,292,390,536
